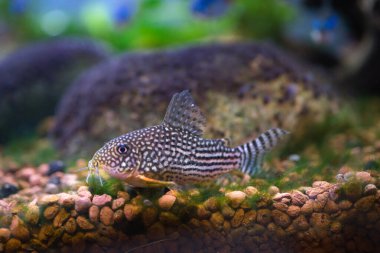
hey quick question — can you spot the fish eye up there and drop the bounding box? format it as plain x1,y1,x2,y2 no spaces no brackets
116,144,129,155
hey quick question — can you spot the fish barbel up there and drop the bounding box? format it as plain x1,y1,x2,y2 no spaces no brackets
88,90,289,187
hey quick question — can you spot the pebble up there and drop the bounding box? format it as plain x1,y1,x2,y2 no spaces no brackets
29,174,44,186
272,210,291,228
159,212,180,226
355,171,373,184
324,200,339,214
0,228,10,242
112,198,126,210
44,205,60,220
75,196,92,213
89,205,100,222
114,209,124,223
293,215,309,231
287,206,300,217
100,206,114,225
364,184,377,195
10,216,30,241
25,202,40,225
76,216,95,230
268,186,280,195
231,209,245,228
142,207,158,227
290,190,309,206
92,194,112,206
273,193,291,202
300,200,314,215
273,202,288,212
221,205,235,219
197,205,211,219
45,183,59,194
204,197,219,212
242,210,256,226
244,186,258,196
47,160,66,176
58,193,75,207
64,217,77,234
124,204,142,221
210,212,224,229
5,238,21,252
147,222,166,241
310,213,331,229
53,208,70,228
338,200,352,210
158,194,176,210
117,191,130,201
354,196,375,212
225,191,246,208
39,194,59,205
0,183,18,198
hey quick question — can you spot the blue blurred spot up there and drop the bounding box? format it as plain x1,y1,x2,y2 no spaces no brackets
324,14,338,30
9,0,28,14
191,0,229,17
112,1,137,26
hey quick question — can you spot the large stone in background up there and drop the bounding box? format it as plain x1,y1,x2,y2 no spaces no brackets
52,42,337,157
0,38,109,143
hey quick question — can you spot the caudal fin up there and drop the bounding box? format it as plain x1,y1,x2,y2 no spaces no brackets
237,128,289,175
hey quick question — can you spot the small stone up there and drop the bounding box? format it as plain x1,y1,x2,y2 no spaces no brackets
45,183,59,194
273,193,291,202
77,189,92,199
47,160,65,175
364,184,377,195
158,195,176,210
241,210,256,226
197,205,211,219
89,205,100,222
64,217,77,234
226,191,246,209
0,228,10,242
310,213,331,229
48,176,61,185
100,206,114,226
330,221,342,233
75,196,92,213
159,212,180,226
44,205,60,220
53,208,70,228
112,198,125,210
300,200,314,215
117,191,130,201
293,215,309,231
16,167,35,179
39,194,59,205
273,202,288,212
76,216,95,230
29,174,44,186
287,206,300,217
113,209,124,223
291,190,309,206
354,196,375,212
257,209,272,225
142,207,158,227
344,181,362,200
268,186,280,195
244,186,258,196
58,193,75,207
5,238,21,252
204,197,219,212
123,204,142,221
0,183,18,198
10,216,29,241
324,200,339,214
147,222,166,241
355,171,373,184
92,194,112,206
338,200,352,210
210,212,224,229
221,205,235,219
25,202,40,225
272,210,291,228
306,187,325,199
231,209,245,228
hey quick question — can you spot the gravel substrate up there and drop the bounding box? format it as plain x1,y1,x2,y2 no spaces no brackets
0,167,379,253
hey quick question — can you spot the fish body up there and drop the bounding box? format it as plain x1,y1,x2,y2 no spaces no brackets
88,90,288,187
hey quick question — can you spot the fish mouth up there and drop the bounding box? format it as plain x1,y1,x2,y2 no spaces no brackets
87,159,140,185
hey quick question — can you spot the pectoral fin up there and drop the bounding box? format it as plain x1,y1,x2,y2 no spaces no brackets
129,175,177,188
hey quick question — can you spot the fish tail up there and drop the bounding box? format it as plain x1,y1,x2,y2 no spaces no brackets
237,128,289,175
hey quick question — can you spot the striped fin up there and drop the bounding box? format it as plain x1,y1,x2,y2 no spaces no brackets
162,90,206,136
237,128,289,175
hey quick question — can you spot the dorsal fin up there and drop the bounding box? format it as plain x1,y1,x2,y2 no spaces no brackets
162,90,206,136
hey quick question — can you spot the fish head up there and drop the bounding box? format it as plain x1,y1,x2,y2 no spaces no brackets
88,135,141,181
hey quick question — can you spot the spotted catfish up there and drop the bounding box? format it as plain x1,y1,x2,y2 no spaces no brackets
87,90,289,187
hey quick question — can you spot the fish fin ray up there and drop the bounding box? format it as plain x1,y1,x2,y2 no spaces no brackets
162,90,206,136
237,128,289,175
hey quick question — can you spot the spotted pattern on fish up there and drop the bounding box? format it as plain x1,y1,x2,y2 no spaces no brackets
88,90,289,187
